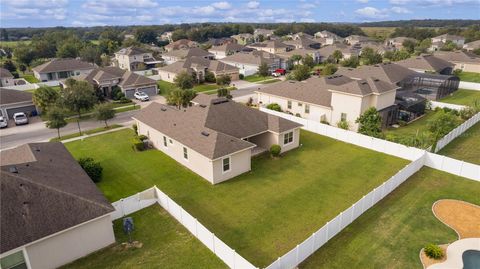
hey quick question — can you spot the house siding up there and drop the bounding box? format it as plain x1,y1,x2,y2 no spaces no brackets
211,149,252,184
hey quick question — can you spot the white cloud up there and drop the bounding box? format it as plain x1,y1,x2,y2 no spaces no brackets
355,6,388,18
356,0,369,3
197,5,216,15
246,1,260,9
390,0,479,5
300,3,316,8
212,1,232,9
391,6,411,13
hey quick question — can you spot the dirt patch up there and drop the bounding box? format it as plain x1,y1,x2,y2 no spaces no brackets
433,199,480,238
420,244,448,268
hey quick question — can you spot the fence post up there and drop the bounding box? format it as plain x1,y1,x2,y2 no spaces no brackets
212,233,216,253
120,199,125,217
296,245,300,265
233,250,236,269
312,232,316,253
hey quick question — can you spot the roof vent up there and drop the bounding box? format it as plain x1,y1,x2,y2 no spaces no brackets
200,104,207,108
212,99,229,105
374,78,379,82
361,81,368,85
161,107,167,111
201,131,209,137
9,166,18,173
32,146,40,152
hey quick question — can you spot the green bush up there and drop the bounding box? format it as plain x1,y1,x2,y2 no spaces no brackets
138,134,148,141
132,124,138,135
132,137,144,151
320,120,330,125
204,71,216,83
270,144,281,157
78,157,103,183
459,107,476,120
424,244,444,259
337,120,350,130
239,74,244,80
118,96,131,103
266,103,282,112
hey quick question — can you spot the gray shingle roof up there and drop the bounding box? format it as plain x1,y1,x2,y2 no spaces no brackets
335,62,417,84
163,47,212,59
133,97,301,159
0,68,13,78
115,46,149,56
0,143,114,253
0,88,33,105
318,44,358,58
396,54,454,72
32,58,95,73
433,51,480,64
209,43,246,53
81,67,155,88
220,51,278,65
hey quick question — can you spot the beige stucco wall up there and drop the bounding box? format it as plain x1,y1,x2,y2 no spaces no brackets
330,92,364,131
248,131,277,150
211,149,252,184
25,215,114,269
279,128,300,153
157,70,177,83
371,91,396,110
454,62,480,73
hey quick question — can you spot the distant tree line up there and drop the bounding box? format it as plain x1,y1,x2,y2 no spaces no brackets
390,25,480,43
359,19,480,28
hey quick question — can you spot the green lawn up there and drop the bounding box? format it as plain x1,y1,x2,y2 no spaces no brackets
50,124,122,142
0,40,31,48
440,89,480,106
21,74,40,83
258,78,281,84
438,122,480,165
243,74,274,83
192,84,219,92
157,80,219,96
457,71,480,83
65,129,408,267
62,205,227,269
300,167,480,269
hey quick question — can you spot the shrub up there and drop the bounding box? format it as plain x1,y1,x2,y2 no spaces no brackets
270,144,281,157
138,134,148,141
118,96,130,103
295,113,302,117
239,74,244,80
132,124,138,135
266,103,282,112
320,120,330,125
132,137,144,151
78,157,103,183
424,244,444,259
204,71,216,83
337,120,350,130
453,69,462,76
459,107,476,120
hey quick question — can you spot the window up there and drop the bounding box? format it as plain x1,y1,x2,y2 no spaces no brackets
305,104,310,114
0,250,27,269
163,136,167,147
222,157,231,172
183,147,188,160
298,102,302,107
283,131,294,145
341,113,347,121
169,139,173,144
287,100,292,109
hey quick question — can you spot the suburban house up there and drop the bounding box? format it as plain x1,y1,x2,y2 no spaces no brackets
288,32,314,40
253,28,275,40
317,43,359,62
113,47,162,71
433,50,480,73
314,30,342,45
0,88,38,120
208,43,247,59
357,41,395,55
32,59,95,82
0,142,115,269
231,33,255,45
133,95,302,184
0,68,14,87
246,40,291,54
276,49,321,68
162,48,214,65
77,66,158,98
256,75,399,130
164,39,199,52
384,37,417,50
336,62,459,101
396,54,454,74
157,57,240,83
283,37,321,50
344,35,371,45
431,34,465,47
159,31,173,42
204,37,235,47
219,50,283,76
463,40,480,52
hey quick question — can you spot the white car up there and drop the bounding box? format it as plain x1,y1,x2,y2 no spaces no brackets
271,72,281,77
13,112,29,125
134,91,149,101
0,116,7,128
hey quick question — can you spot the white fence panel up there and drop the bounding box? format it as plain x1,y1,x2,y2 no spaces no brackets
460,162,480,181
340,205,355,229
441,156,464,175
214,237,235,268
459,81,480,90
424,152,445,170
297,236,315,263
435,112,480,152
122,194,140,215
279,247,297,269
182,210,197,235
430,101,466,111
110,201,123,220
196,222,215,252
326,215,341,240
313,226,328,249
168,199,183,222
235,252,258,269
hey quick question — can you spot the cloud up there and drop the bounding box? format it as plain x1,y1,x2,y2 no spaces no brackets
300,3,316,8
356,0,369,3
212,1,232,9
391,6,411,13
355,7,388,18
197,5,216,15
246,1,260,9
390,0,479,5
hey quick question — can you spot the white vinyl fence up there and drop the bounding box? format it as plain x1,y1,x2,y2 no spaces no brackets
265,155,425,269
434,112,480,152
424,152,480,182
459,81,480,91
259,107,425,161
430,101,466,111
110,186,257,269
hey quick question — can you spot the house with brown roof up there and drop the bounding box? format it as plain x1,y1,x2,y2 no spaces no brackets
317,43,359,62
113,46,163,71
231,33,255,45
463,40,480,52
396,54,454,74
0,88,38,120
431,34,465,47
276,48,321,67
0,143,115,269
76,66,158,98
162,47,214,65
32,59,95,82
208,43,247,59
164,39,199,52
219,50,283,76
283,37,321,50
344,35,371,45
257,75,399,130
157,57,239,83
253,28,275,41
314,31,342,45
0,68,14,87
133,96,302,184
433,50,480,73
384,37,417,50
246,40,291,54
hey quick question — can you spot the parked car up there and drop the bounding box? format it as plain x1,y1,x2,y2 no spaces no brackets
272,68,286,77
134,91,150,101
13,112,29,125
0,116,7,128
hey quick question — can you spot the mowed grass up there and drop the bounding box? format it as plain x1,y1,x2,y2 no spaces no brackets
438,122,480,165
243,74,274,82
300,167,480,269
457,71,480,83
440,89,480,106
157,80,219,95
62,204,227,269
65,129,408,267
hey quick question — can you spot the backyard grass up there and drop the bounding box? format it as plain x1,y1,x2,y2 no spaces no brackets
50,124,122,142
157,80,219,96
457,71,480,83
21,74,40,83
65,129,408,267
192,83,219,92
299,167,480,269
243,74,274,83
440,89,480,106
62,204,227,269
438,122,480,165
258,78,281,84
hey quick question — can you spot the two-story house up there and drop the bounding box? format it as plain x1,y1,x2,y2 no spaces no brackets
113,47,162,71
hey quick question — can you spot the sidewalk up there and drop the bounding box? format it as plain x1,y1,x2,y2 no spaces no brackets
60,125,132,143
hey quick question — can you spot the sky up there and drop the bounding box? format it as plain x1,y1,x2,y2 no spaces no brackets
0,0,479,28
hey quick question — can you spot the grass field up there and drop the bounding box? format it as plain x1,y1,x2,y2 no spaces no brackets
300,167,480,269
440,89,480,106
157,80,220,96
258,78,281,84
360,27,396,40
243,74,274,83
438,122,480,165
0,40,31,48
50,124,123,142
65,129,407,267
62,205,227,269
457,71,480,83
21,74,40,83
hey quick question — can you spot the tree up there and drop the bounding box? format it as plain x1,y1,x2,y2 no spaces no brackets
257,62,270,77
2,60,16,73
32,86,60,113
355,107,384,138
14,45,35,66
415,38,432,54
204,71,216,83
291,64,311,81
216,74,231,86
1,29,9,41
45,106,67,139
383,51,395,61
361,47,383,65
166,89,197,108
303,55,315,68
78,157,103,183
440,40,457,51
322,64,337,76
57,42,80,58
135,27,157,44
174,71,194,89
340,56,360,68
332,50,343,63
402,39,416,53
428,111,458,151
93,103,116,128
392,50,411,61
217,88,232,99
79,45,102,65
62,81,98,133
290,54,303,65
171,29,188,41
